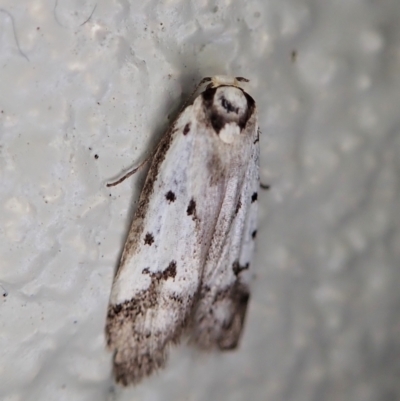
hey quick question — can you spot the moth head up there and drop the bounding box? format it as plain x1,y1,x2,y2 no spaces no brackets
205,76,249,89
202,77,255,144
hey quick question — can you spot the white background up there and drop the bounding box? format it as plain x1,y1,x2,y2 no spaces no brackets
1,1,399,400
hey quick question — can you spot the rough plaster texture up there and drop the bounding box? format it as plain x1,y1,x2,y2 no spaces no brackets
0,1,399,400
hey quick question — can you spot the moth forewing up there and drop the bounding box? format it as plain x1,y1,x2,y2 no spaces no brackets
106,76,259,386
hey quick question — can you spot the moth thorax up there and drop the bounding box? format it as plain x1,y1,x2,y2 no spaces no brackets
214,87,248,144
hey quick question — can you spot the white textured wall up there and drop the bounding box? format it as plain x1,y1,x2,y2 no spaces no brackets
1,1,399,400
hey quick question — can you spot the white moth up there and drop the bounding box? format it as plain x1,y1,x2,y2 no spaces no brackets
106,76,259,386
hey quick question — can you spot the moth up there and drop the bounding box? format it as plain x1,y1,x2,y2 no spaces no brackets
105,76,259,386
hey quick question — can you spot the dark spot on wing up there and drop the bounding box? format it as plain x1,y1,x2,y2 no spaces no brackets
163,261,177,279
169,293,184,303
251,192,258,203
144,232,154,245
165,190,176,203
252,230,257,239
254,127,260,144
141,261,177,281
235,199,242,215
187,198,196,216
183,123,191,135
112,303,122,315
232,260,250,276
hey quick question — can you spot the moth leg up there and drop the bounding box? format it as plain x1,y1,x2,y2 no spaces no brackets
106,155,152,187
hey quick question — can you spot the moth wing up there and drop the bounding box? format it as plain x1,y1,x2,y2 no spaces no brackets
105,111,201,385
190,126,260,350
